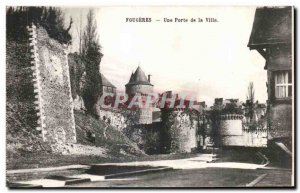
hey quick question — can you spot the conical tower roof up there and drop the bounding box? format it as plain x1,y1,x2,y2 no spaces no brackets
128,72,134,83
126,66,153,86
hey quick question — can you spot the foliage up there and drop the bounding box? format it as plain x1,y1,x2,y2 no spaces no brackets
160,108,176,154
143,130,161,155
220,102,243,115
6,6,72,44
82,10,101,55
80,9,103,118
68,53,86,99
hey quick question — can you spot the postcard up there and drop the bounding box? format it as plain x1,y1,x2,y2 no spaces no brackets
6,6,294,188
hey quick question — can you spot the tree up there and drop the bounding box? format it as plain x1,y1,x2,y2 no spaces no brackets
6,6,72,44
160,108,175,153
247,82,255,104
82,10,100,55
246,82,255,121
76,11,83,55
81,9,103,118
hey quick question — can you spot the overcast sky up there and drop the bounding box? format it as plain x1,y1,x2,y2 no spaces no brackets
64,6,267,106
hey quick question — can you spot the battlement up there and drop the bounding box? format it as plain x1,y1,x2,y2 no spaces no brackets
219,114,243,120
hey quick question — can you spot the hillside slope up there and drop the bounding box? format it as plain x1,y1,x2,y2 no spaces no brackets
74,109,145,156
7,109,145,170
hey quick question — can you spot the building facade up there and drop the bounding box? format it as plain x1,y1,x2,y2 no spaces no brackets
100,73,116,96
248,7,293,146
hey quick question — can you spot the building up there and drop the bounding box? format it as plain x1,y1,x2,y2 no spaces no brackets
125,66,154,124
248,7,293,147
125,66,153,96
100,73,116,95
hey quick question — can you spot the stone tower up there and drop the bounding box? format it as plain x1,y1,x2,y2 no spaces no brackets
125,66,153,124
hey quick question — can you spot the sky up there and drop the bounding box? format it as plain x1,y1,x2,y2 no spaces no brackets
63,6,267,106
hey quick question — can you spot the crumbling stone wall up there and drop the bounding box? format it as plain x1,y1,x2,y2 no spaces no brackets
28,24,76,144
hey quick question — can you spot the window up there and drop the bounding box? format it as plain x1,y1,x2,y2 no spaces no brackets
275,71,292,98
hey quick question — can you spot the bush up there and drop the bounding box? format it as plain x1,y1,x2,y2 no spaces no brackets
6,6,72,44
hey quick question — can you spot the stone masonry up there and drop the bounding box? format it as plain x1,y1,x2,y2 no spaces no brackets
27,24,76,144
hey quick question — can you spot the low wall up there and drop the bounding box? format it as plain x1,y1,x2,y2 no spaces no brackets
220,130,267,147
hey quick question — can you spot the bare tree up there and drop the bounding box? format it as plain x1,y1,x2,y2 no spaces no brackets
76,11,83,54
247,82,255,121
81,9,103,118
82,9,100,55
247,82,255,103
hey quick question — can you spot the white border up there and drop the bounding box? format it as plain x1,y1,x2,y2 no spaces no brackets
1,0,298,192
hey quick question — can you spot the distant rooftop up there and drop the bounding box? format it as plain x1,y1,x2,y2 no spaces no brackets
126,66,153,86
101,73,116,88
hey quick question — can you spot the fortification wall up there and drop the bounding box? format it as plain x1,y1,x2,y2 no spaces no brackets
219,114,243,136
28,24,76,144
139,109,153,124
126,84,153,96
98,107,198,154
170,111,197,153
218,114,267,147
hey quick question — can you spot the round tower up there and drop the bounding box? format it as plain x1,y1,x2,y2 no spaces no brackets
125,66,153,96
125,66,154,124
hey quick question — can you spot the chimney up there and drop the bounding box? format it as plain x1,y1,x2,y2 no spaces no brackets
148,74,151,83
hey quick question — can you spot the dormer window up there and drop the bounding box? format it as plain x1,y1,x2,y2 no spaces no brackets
275,70,292,98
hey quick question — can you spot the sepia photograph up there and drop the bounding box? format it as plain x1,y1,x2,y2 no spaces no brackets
5,5,294,188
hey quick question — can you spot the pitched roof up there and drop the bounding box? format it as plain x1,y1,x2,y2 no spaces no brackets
126,66,153,86
100,73,116,88
248,6,292,49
